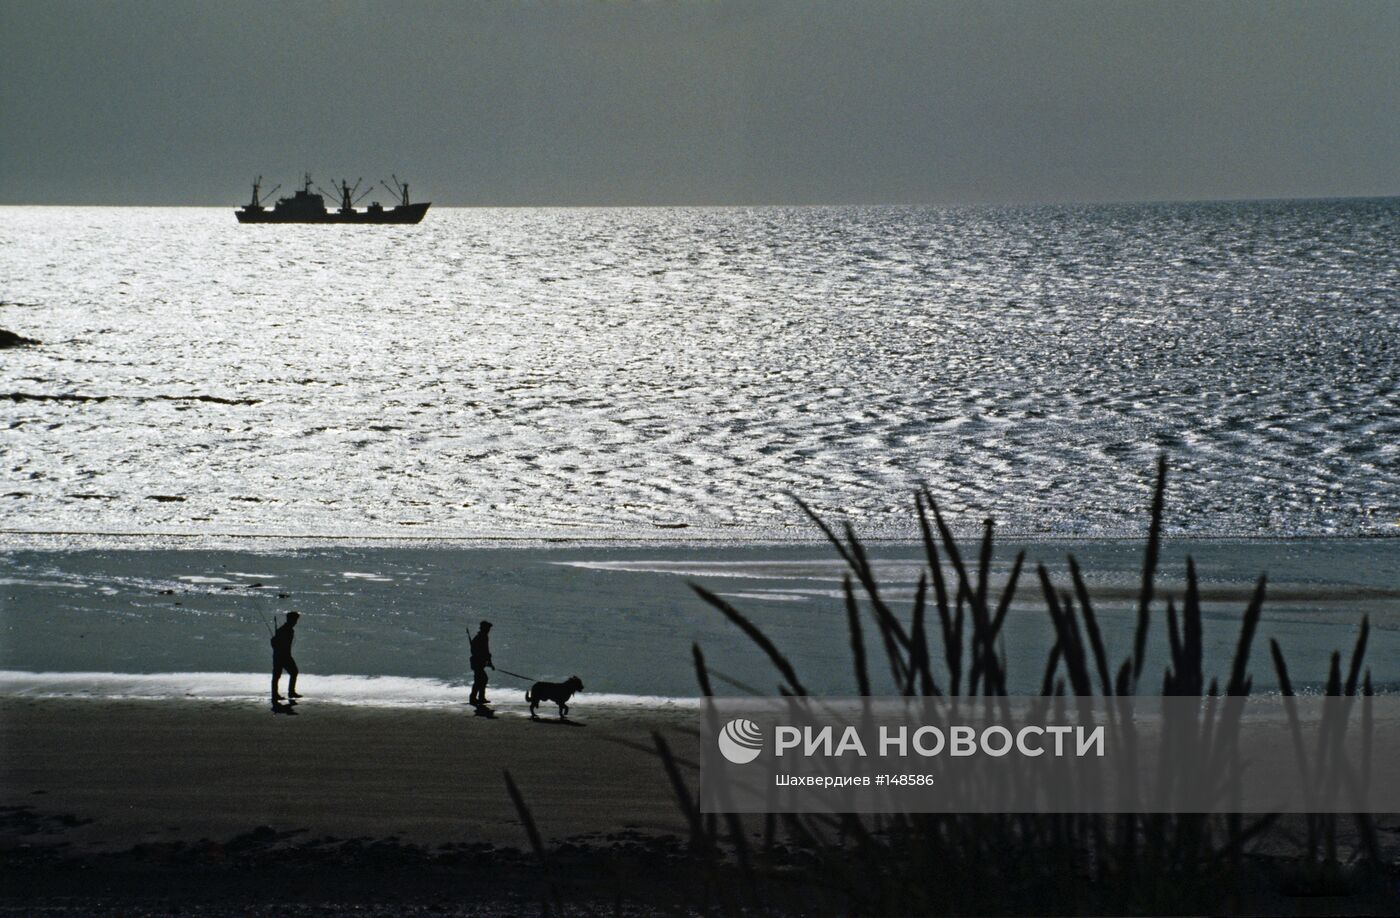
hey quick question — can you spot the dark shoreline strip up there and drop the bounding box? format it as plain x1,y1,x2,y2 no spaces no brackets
2,392,259,405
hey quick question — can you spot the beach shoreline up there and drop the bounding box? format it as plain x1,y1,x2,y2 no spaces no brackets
3,539,1396,700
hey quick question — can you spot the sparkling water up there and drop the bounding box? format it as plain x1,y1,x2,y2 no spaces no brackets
3,201,1396,697
4,200,1396,540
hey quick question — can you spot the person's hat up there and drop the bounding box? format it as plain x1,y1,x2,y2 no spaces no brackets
286,610,301,620
480,620,493,629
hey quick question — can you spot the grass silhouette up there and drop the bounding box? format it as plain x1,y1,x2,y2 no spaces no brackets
506,458,1387,915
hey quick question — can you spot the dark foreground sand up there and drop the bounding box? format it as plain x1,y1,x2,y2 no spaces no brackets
1,698,705,914
6,699,1400,916
0,698,695,849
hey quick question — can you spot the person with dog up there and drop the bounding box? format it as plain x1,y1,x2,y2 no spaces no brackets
271,610,302,704
468,620,494,705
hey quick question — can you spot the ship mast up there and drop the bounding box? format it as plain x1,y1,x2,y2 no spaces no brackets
332,178,371,212
246,177,280,209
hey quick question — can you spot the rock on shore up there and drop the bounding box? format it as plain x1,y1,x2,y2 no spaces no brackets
0,328,40,348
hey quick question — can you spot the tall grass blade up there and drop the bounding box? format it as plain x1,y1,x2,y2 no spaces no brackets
692,643,714,697
975,518,994,617
842,521,914,654
1132,455,1168,686
1038,565,1091,696
1067,556,1112,696
1165,598,1182,691
906,575,938,696
1344,615,1369,696
916,492,961,692
1225,575,1265,696
654,732,709,852
503,770,556,913
844,576,871,696
692,583,807,695
1183,556,1204,696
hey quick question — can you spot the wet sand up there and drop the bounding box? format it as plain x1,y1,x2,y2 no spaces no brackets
0,697,695,852
3,540,1396,701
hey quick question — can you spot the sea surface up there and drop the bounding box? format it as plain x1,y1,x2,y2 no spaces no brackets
3,201,1397,540
1,202,1397,700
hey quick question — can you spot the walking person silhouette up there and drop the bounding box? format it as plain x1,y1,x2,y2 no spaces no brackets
468,620,493,706
271,611,302,704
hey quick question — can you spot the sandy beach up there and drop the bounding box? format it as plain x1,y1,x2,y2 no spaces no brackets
0,697,695,851
7,698,1400,916
0,697,719,912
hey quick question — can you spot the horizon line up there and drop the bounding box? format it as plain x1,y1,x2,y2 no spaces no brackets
1,192,1398,210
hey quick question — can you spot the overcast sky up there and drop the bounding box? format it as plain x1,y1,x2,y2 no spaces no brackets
2,0,1396,206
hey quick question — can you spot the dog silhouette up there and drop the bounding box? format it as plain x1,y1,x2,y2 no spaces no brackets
526,676,584,719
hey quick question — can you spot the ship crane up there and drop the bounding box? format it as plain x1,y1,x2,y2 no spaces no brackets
247,176,281,209
327,178,372,212
343,179,375,206
381,175,412,207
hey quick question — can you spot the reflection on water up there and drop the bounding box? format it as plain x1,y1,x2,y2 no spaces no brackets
2,201,1397,539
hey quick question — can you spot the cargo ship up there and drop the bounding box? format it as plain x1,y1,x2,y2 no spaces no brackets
236,174,429,224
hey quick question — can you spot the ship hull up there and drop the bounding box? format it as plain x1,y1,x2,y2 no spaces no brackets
236,203,430,224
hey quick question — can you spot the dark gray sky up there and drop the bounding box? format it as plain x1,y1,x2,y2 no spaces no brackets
2,0,1396,206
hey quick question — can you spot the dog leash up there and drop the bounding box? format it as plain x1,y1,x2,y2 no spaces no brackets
491,667,536,682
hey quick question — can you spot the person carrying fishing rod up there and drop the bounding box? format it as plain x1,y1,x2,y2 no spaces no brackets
467,620,493,706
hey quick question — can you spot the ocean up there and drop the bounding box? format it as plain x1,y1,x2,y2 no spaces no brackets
2,201,1397,701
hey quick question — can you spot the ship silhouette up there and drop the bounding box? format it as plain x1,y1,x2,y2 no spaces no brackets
236,174,430,224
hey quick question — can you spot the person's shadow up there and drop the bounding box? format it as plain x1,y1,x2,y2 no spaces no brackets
271,700,298,716
471,703,497,719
